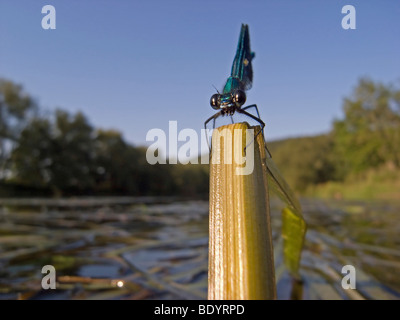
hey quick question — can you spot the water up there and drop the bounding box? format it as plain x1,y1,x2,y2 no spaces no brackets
0,197,399,300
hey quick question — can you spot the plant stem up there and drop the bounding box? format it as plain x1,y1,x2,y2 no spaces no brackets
208,123,276,299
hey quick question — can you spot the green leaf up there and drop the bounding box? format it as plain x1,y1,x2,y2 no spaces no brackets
281,207,307,278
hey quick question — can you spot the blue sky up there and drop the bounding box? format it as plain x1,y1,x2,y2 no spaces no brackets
1,1,399,155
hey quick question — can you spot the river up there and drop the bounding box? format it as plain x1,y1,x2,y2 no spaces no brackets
0,197,399,300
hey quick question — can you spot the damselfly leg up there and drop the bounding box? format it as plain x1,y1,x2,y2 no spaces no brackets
242,104,261,118
236,106,266,153
204,110,222,152
240,105,272,158
204,104,267,155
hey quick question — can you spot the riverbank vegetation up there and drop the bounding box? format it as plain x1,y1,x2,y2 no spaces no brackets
1,77,399,200
269,78,400,200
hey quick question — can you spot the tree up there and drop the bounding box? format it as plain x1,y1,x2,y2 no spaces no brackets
10,117,53,188
2,78,211,197
332,78,400,176
11,109,96,195
94,129,143,194
269,135,336,192
51,110,96,193
0,79,37,177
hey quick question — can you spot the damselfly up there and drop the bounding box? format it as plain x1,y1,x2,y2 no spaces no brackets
205,24,265,148
205,24,306,276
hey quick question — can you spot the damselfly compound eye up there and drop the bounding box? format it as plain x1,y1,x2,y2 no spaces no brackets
210,94,221,110
233,90,246,107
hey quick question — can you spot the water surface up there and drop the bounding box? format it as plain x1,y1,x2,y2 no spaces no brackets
0,197,398,300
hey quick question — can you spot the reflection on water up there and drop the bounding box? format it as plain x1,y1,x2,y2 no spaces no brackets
0,197,399,300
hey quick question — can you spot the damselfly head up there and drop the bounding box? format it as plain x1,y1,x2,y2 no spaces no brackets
210,89,246,110
232,90,246,107
210,94,221,110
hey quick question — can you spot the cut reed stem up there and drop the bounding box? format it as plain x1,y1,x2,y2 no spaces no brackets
208,122,276,300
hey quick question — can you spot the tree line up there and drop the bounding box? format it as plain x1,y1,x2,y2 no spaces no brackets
1,77,399,197
0,79,209,197
269,78,400,192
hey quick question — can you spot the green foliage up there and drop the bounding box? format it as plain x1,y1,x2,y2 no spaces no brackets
171,162,209,197
10,110,96,194
332,78,400,176
269,77,400,196
8,111,209,196
10,117,53,188
308,166,400,200
94,129,140,194
0,79,37,175
1,79,209,197
0,79,36,138
269,134,337,192
1,76,399,199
